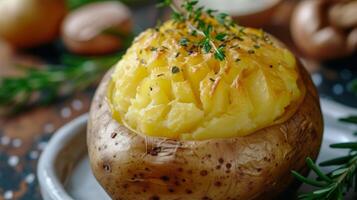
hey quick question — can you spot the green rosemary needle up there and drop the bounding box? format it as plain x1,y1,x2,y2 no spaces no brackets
293,115,357,199
0,54,121,114
349,79,357,95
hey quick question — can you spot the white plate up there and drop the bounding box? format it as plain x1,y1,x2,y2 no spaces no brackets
37,98,357,200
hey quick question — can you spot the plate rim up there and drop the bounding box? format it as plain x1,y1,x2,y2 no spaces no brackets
37,114,88,200
37,98,357,199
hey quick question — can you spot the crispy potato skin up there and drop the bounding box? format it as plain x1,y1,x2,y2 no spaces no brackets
87,61,323,200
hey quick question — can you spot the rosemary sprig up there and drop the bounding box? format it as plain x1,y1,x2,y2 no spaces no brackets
348,78,357,96
158,0,235,61
292,115,357,199
339,116,357,124
0,54,121,114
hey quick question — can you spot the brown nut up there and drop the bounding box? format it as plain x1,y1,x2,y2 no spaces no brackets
291,0,355,60
0,0,66,48
61,1,132,55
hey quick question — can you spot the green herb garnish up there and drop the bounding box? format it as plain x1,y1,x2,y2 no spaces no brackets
158,0,235,61
292,115,357,199
179,38,189,46
0,54,121,114
348,79,357,96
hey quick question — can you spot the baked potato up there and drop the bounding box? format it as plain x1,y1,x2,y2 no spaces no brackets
87,12,323,200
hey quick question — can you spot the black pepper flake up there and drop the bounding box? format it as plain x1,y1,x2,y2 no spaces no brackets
111,132,117,139
209,78,215,82
175,52,180,58
253,44,260,49
269,65,273,68
150,47,158,51
233,36,244,41
157,73,164,77
150,87,153,91
171,66,180,74
248,50,255,54
235,58,241,62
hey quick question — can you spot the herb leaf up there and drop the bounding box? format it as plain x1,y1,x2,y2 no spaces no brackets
215,33,227,41
158,0,234,62
292,115,357,199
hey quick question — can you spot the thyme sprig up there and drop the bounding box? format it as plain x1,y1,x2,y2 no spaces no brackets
158,0,235,61
292,115,357,199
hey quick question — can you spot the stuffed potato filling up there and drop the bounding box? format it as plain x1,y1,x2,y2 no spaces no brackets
108,17,301,140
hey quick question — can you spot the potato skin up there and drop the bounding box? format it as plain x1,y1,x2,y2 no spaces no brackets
87,61,323,200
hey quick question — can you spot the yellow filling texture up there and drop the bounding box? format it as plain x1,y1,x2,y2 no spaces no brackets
108,18,301,140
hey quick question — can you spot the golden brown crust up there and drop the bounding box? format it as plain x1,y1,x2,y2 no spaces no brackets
87,58,323,200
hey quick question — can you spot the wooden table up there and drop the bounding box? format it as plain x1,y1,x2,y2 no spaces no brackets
0,1,356,199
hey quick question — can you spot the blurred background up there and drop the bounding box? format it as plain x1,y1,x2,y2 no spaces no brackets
0,0,356,199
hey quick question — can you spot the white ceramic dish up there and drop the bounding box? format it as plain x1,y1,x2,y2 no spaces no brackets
38,98,357,200
174,0,283,27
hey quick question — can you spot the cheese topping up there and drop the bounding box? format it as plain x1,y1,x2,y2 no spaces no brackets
108,18,301,140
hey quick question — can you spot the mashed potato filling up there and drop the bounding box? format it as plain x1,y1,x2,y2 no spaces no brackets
108,18,301,140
